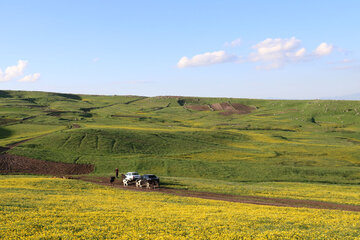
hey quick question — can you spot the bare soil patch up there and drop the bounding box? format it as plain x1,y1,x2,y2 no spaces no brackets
208,102,255,115
231,103,255,113
0,137,93,176
209,103,223,111
184,105,211,111
184,102,255,114
73,176,360,212
220,102,234,111
0,153,94,176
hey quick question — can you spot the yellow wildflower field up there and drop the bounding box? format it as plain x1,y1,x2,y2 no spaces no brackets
164,177,360,205
1,176,360,239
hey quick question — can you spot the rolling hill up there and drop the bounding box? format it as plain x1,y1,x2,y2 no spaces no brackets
1,90,360,186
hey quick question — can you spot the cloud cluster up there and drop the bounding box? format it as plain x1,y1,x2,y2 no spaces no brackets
250,38,335,69
19,73,41,82
177,51,237,68
314,43,333,56
0,60,40,82
177,37,334,70
250,37,308,69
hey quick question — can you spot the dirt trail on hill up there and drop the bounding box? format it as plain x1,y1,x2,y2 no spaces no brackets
73,176,360,212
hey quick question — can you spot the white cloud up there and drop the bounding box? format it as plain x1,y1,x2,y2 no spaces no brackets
224,38,241,47
250,37,306,69
0,60,28,82
177,38,336,70
314,42,333,56
177,50,237,68
0,60,40,83
250,38,335,69
18,73,40,82
294,48,306,57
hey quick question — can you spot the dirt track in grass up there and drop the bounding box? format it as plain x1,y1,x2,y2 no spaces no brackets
72,176,360,212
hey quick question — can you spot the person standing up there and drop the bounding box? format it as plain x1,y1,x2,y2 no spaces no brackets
115,168,119,178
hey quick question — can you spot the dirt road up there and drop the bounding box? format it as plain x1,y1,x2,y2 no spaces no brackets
73,176,360,212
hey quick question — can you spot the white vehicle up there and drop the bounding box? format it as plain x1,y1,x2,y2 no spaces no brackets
124,172,141,181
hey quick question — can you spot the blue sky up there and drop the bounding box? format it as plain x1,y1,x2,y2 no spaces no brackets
0,1,359,99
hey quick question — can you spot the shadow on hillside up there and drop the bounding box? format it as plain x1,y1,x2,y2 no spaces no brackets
0,127,12,139
0,91,11,98
53,93,82,100
160,180,188,189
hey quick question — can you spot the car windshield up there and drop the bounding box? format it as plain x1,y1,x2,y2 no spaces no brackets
132,172,139,175
146,175,157,178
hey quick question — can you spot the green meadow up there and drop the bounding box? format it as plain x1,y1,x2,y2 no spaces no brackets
1,90,360,196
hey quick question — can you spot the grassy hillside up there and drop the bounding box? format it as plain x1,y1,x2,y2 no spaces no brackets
1,90,360,185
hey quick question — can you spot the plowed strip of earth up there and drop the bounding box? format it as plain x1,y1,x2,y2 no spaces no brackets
73,176,360,212
0,137,94,176
0,154,94,175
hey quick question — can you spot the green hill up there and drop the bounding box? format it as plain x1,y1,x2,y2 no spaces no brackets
1,90,360,185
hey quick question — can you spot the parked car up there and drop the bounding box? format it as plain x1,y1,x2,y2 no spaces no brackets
136,174,160,188
141,174,159,183
124,172,141,181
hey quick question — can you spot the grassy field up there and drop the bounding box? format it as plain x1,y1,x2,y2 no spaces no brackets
1,90,360,195
1,176,360,239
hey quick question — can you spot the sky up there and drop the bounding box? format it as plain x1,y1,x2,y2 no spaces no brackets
0,1,359,99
